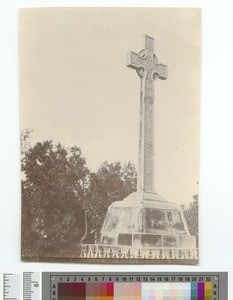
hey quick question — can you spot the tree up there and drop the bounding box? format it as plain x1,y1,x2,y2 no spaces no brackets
21,131,137,256
182,194,198,237
22,140,89,256
21,129,33,168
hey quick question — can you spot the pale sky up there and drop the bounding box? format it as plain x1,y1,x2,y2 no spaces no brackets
20,8,201,205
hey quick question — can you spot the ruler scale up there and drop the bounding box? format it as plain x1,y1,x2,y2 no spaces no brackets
23,272,41,300
3,273,21,300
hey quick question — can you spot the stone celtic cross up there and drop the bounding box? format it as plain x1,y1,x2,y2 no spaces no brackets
127,34,167,193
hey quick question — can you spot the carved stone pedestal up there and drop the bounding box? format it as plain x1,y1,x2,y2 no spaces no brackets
99,192,196,250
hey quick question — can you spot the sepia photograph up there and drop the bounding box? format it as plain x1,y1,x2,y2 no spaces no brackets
20,7,201,264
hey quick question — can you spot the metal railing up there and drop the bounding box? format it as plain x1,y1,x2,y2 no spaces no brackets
79,244,198,261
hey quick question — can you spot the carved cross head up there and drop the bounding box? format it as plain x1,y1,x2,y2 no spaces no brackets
127,34,167,81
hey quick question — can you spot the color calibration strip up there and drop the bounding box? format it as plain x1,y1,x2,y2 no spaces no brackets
46,273,223,300
56,282,212,300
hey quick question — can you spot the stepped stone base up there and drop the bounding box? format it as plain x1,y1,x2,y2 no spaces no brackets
99,192,196,249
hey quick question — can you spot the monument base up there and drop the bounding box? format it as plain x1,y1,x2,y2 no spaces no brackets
98,192,196,249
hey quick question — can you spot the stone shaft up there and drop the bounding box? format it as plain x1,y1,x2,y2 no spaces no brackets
127,34,167,193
